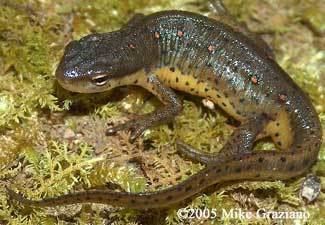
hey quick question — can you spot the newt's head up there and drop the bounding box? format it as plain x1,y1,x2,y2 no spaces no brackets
56,32,142,93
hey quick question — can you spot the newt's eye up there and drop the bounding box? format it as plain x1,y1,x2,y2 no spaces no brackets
91,74,109,86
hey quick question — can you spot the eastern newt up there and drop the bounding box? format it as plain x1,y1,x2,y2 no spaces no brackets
8,7,322,209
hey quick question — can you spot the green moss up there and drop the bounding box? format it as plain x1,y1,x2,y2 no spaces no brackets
0,0,324,224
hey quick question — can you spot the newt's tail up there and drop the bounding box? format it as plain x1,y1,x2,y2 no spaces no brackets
7,130,321,210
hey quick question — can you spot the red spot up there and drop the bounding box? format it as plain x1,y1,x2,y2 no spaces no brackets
154,31,160,39
208,45,215,53
278,94,287,102
128,43,135,49
177,30,184,37
251,76,258,84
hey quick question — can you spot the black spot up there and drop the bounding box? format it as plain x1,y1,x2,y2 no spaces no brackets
190,88,195,92
275,133,279,137
276,122,280,126
154,198,159,202
166,195,173,200
205,88,209,92
176,77,179,83
134,80,138,84
289,165,295,171
277,141,282,146
239,98,245,103
303,158,310,165
216,168,222,173
185,185,192,192
130,199,136,204
280,157,286,162
224,92,228,98
310,131,315,135
185,81,189,86
258,157,264,163
217,94,221,98
207,63,212,67
222,102,227,107
170,67,175,72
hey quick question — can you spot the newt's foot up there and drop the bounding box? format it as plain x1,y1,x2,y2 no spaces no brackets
176,140,214,165
106,119,149,142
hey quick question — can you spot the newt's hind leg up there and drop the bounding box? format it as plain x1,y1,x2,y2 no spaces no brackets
208,0,275,59
176,115,269,165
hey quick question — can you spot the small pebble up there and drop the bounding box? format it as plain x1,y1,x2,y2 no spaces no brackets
63,128,75,139
300,174,321,203
202,99,215,110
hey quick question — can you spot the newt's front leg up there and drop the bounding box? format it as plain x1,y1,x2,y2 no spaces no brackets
106,72,182,142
